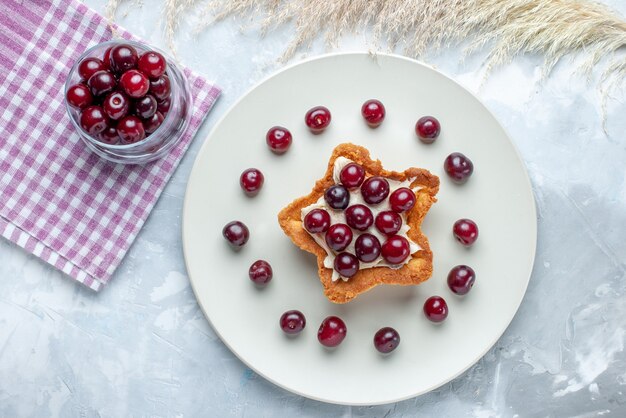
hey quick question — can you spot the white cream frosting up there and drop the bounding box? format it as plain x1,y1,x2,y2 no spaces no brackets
301,157,421,282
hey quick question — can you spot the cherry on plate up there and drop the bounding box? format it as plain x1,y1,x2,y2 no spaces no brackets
240,168,264,196
415,116,440,143
108,44,138,74
361,99,386,128
248,260,273,285
389,187,416,213
138,51,167,79
280,310,306,335
423,296,448,323
444,152,474,184
324,184,350,210
373,327,400,354
266,126,292,154
324,224,353,252
447,265,475,295
66,84,93,110
318,316,347,347
78,57,107,81
361,176,390,204
79,106,108,135
334,252,359,278
375,211,402,236
354,233,381,263
339,162,365,189
222,220,249,249
381,235,411,264
305,106,331,134
117,115,145,143
452,218,479,247
119,69,150,98
303,209,331,234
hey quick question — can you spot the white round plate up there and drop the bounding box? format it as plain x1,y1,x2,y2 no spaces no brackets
183,53,536,405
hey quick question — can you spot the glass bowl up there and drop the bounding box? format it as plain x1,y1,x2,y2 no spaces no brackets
64,40,192,164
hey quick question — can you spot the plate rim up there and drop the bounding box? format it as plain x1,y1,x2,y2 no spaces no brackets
182,51,538,406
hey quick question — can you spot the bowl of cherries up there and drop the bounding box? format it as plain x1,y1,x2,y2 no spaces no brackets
64,40,192,164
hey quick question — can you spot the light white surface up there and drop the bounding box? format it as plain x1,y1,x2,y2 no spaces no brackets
183,53,537,405
0,0,625,416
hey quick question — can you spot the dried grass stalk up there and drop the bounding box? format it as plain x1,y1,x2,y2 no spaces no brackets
107,0,626,88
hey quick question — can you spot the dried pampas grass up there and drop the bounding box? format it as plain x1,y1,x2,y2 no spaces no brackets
106,0,626,92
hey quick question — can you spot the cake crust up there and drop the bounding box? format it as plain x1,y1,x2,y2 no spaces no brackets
278,143,439,303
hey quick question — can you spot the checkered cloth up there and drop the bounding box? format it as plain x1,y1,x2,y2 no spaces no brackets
0,0,220,290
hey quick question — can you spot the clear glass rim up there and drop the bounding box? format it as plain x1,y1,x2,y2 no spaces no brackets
64,39,189,151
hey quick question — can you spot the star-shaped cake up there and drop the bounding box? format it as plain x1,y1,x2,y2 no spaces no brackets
278,143,439,303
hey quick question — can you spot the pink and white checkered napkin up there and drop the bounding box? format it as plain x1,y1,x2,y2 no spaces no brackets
0,0,220,291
